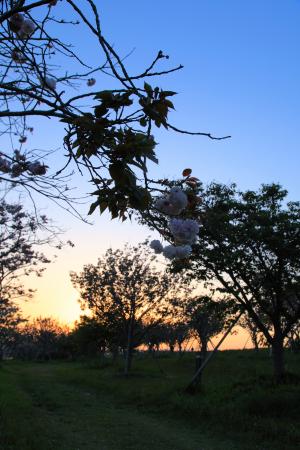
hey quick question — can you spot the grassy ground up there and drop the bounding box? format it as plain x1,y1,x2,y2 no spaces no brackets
0,350,299,450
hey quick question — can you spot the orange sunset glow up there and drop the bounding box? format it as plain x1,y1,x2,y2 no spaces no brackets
21,234,254,350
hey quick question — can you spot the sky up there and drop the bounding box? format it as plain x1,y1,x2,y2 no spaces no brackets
19,0,300,348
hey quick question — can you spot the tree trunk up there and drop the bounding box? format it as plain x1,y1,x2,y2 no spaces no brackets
112,346,119,363
148,344,154,354
185,311,243,394
200,339,208,360
124,316,134,376
271,332,285,383
124,343,133,375
252,334,259,352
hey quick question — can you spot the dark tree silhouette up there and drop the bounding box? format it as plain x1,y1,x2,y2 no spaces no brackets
187,183,300,383
146,182,300,382
0,199,70,356
15,316,69,360
240,312,265,351
185,296,232,360
0,295,24,359
71,243,191,374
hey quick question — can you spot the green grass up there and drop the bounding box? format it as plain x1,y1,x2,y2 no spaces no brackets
0,350,299,450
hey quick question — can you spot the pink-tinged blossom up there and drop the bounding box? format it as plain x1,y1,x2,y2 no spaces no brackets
0,157,11,173
11,163,25,177
150,187,199,260
168,187,188,210
154,197,175,215
175,244,192,259
87,78,96,87
154,188,188,215
162,244,192,260
150,240,163,254
21,19,36,36
162,245,178,260
44,77,57,90
169,218,199,244
27,161,47,176
9,13,24,31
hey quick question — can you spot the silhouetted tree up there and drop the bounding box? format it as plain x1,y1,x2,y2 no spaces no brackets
71,243,191,374
71,315,123,359
185,296,232,359
16,317,68,360
187,183,300,383
143,323,167,353
0,200,65,358
240,312,265,351
0,297,24,359
148,182,300,382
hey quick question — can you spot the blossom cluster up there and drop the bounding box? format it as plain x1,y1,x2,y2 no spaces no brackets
0,154,47,177
169,218,199,245
0,157,11,173
87,78,96,87
27,161,48,175
150,186,200,261
11,49,25,64
9,14,57,90
154,187,188,215
150,240,192,260
44,76,57,90
9,14,36,39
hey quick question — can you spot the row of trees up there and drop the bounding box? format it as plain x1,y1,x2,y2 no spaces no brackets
3,296,298,368
1,182,300,385
0,2,235,382
76,181,300,383
1,308,235,365
0,5,299,385
0,197,74,359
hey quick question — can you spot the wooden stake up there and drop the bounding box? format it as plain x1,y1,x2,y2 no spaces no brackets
185,311,244,394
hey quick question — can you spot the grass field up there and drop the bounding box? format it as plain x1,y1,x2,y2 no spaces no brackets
0,350,299,450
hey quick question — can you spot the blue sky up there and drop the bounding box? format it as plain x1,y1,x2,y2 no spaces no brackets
33,0,300,199
38,0,300,195
21,0,300,330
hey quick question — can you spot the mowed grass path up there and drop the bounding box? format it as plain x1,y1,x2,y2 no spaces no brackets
0,351,299,450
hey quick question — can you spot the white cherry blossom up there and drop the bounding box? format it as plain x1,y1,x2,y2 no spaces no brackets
150,240,163,254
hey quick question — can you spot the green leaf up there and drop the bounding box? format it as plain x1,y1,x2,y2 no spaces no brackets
139,117,147,127
109,162,136,188
146,153,158,164
94,90,113,101
99,201,108,213
165,99,175,109
182,168,192,177
144,82,153,96
160,90,177,97
88,200,99,215
94,104,109,117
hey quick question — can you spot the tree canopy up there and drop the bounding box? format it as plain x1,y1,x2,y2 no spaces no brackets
187,182,300,382
0,1,227,219
71,242,192,374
